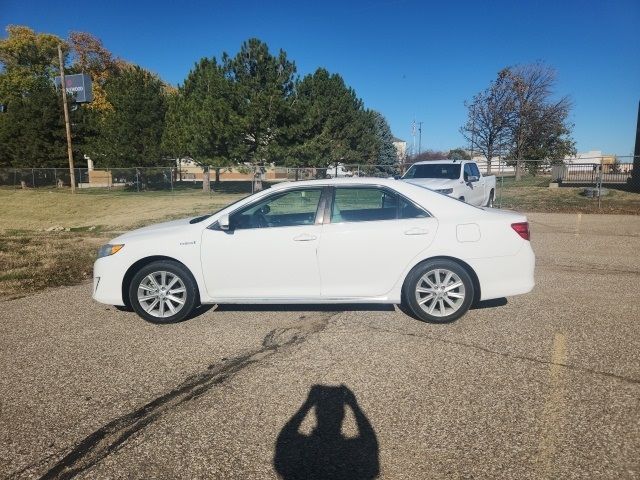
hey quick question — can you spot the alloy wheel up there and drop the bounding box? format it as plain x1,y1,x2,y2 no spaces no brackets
415,268,466,317
137,271,187,318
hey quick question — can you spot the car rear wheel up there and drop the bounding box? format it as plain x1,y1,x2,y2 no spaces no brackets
129,260,197,324
402,259,474,323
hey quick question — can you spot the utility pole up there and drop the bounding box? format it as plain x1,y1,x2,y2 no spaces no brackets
411,119,416,157
417,121,423,154
58,44,76,193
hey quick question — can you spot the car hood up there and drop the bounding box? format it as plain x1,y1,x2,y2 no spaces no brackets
111,217,200,243
401,178,458,190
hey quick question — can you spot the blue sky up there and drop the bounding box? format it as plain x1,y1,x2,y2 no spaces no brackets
2,0,639,155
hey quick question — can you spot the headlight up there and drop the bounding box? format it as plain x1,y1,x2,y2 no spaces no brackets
97,244,124,258
436,188,454,195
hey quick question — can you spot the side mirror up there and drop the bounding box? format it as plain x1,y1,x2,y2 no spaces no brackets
218,214,231,231
467,175,479,183
393,175,401,180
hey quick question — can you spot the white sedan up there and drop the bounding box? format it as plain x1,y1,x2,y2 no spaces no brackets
93,178,535,324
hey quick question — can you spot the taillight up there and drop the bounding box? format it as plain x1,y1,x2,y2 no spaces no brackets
511,222,530,240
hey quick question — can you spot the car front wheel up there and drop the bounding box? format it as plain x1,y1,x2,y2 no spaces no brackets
402,259,474,323
129,260,197,324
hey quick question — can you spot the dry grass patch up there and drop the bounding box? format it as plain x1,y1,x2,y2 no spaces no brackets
0,231,111,300
496,177,640,214
0,188,245,231
0,188,246,299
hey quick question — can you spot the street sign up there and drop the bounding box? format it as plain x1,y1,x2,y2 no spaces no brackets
54,73,93,103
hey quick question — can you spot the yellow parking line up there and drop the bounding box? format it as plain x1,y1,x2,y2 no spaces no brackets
538,333,567,478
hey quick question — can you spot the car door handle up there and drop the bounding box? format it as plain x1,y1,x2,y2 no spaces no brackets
404,228,429,235
293,233,317,241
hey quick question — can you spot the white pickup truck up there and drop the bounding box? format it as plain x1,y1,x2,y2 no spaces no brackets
400,160,496,207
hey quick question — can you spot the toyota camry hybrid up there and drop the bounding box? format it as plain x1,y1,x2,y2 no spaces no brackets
93,178,535,324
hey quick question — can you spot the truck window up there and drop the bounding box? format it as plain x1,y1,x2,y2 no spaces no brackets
403,164,461,180
470,163,481,177
463,164,473,181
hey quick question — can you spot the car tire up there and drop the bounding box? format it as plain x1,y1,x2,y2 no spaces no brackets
129,260,198,324
402,259,474,324
485,189,495,207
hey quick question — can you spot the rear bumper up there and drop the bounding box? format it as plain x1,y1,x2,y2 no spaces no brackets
467,243,535,301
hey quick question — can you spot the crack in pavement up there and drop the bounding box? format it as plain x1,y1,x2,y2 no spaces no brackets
8,312,337,480
363,324,640,386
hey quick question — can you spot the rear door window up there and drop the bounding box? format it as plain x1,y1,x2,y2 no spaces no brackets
331,187,428,223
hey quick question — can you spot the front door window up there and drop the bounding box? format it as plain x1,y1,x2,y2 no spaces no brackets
231,189,322,229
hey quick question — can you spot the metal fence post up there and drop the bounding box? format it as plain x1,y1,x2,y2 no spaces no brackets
136,169,140,192
31,168,35,188
498,158,504,208
597,164,602,209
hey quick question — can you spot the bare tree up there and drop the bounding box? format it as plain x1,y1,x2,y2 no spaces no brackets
460,71,513,173
462,63,575,179
502,63,574,179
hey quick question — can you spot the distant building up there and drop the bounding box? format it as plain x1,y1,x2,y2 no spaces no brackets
392,137,407,163
564,150,616,164
176,157,205,181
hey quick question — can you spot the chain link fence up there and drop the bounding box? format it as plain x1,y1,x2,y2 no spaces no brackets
0,157,635,200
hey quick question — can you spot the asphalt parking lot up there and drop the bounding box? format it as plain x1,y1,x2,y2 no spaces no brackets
1,212,639,480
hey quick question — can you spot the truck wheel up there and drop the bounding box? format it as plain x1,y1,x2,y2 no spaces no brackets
485,190,495,207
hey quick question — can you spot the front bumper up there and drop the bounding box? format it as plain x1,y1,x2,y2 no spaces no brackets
92,256,127,306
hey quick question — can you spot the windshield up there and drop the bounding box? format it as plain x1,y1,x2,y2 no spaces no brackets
403,163,461,180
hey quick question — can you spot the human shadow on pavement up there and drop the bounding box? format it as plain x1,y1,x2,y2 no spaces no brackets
274,384,379,480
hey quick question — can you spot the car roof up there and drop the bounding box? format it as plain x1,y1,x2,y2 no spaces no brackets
268,176,402,191
410,159,467,165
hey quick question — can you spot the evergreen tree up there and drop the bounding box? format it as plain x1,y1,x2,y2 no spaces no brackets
0,77,68,167
289,68,376,169
86,66,167,167
163,57,240,187
369,110,397,172
223,38,296,165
